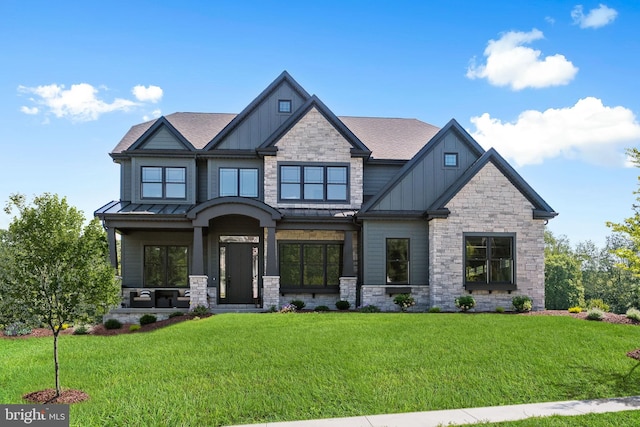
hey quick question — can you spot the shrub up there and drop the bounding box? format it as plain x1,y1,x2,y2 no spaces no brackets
586,307,604,321
359,304,381,313
139,314,157,326
393,294,416,312
587,299,610,312
267,305,278,313
512,295,533,313
190,305,209,316
495,306,505,313
314,305,330,312
104,319,122,330
335,300,351,310
568,306,582,313
627,307,640,322
73,325,89,335
279,304,297,313
4,322,32,336
129,324,141,332
455,295,476,312
289,300,306,310
428,306,441,313
169,311,184,319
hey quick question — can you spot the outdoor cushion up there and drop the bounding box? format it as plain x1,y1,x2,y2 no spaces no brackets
184,290,191,297
139,290,151,298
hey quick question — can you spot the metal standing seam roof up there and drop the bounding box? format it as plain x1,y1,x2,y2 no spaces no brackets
95,201,193,216
112,112,440,161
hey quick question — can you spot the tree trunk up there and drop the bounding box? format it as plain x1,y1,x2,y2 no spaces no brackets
53,330,60,397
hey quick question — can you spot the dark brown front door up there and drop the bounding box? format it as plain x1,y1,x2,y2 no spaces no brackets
221,242,256,304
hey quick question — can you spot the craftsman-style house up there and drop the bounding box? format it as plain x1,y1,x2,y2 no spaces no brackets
96,71,556,317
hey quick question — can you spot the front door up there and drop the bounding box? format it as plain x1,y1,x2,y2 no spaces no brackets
219,239,259,304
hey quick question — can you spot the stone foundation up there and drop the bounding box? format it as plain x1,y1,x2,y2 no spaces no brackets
361,285,430,312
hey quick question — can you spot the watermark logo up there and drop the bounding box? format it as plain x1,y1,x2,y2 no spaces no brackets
1,405,69,426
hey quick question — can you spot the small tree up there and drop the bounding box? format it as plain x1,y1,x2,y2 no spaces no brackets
2,194,120,398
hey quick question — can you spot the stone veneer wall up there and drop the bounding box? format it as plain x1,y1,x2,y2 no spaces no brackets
361,285,430,312
263,107,363,210
429,162,546,312
189,275,209,309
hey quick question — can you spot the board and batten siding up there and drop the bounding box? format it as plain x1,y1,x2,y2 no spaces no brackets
197,159,208,203
216,82,306,150
119,159,132,201
363,163,404,198
121,231,193,287
371,131,479,211
130,157,196,204
362,220,428,285
141,127,187,150
207,158,263,200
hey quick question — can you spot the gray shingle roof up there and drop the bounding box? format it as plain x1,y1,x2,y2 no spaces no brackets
112,112,439,161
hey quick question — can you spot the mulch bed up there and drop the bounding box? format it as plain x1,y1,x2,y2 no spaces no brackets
523,309,639,325
23,389,90,404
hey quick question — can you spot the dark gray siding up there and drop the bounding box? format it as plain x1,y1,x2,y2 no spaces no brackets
121,231,193,287
120,160,132,201
197,159,208,203
208,158,263,200
362,220,428,285
371,131,480,211
363,163,403,198
142,127,186,150
216,82,306,150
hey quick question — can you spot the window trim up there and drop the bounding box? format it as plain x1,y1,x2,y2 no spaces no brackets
143,245,189,288
444,152,459,168
141,166,187,200
386,238,410,284
463,233,516,291
278,241,343,291
278,163,349,203
278,99,292,114
219,167,259,198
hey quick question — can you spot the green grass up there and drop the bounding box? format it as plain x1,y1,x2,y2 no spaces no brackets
2,313,640,426
471,410,640,426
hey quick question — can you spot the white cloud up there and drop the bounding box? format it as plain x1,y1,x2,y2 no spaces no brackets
143,109,162,121
469,97,640,167
132,85,163,103
20,106,38,115
545,16,556,25
572,4,618,29
466,29,578,90
18,83,138,122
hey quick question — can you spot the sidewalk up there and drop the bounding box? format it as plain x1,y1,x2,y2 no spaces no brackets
226,396,640,427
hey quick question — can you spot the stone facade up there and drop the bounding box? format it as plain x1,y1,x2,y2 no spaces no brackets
428,162,546,312
189,275,209,309
263,107,363,210
262,276,280,309
361,285,430,312
339,276,357,307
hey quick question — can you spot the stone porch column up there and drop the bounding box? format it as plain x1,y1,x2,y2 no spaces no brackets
262,276,280,309
340,277,357,308
189,275,209,309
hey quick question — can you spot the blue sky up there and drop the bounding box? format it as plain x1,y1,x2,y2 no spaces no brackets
1,0,639,247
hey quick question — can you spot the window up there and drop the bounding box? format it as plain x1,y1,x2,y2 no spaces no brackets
141,166,186,199
465,235,515,290
279,165,348,202
444,153,458,167
278,99,292,113
279,242,342,288
144,245,188,287
219,168,258,197
386,238,409,284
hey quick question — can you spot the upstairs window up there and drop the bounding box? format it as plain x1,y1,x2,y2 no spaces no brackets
386,238,409,284
142,167,186,199
219,168,259,197
444,153,458,167
279,165,348,202
465,235,515,290
278,99,292,113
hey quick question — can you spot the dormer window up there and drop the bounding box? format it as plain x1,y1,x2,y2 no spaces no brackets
278,99,292,113
141,166,186,199
444,153,458,167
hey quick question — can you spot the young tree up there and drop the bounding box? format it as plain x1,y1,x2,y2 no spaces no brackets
2,193,120,398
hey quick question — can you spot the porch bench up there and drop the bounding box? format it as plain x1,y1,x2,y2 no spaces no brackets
175,290,191,308
130,290,154,308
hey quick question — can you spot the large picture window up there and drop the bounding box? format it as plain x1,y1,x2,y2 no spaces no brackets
386,238,409,284
279,165,348,202
219,168,258,197
144,245,188,287
141,166,186,199
465,235,515,290
279,242,342,289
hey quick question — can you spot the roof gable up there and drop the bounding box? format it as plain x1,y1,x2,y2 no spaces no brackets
258,95,371,156
204,71,311,151
126,116,195,152
359,119,484,213
428,148,557,219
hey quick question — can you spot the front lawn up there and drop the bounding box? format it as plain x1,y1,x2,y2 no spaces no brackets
2,313,640,426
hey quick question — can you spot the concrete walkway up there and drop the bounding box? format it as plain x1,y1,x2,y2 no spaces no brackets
226,396,640,427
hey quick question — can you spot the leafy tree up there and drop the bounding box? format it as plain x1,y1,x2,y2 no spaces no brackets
544,231,585,309
2,193,120,397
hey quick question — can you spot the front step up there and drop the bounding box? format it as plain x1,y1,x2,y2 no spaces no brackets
210,304,263,313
